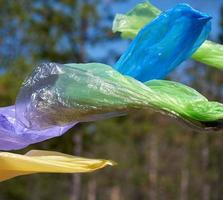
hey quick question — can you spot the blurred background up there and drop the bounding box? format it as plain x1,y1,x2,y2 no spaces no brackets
0,0,223,199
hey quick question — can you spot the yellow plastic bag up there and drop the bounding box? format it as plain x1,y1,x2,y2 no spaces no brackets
0,150,115,182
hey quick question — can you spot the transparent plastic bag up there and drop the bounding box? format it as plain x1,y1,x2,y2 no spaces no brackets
16,62,223,131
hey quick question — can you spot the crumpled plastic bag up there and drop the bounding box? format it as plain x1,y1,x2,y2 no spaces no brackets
113,2,223,70
114,3,211,82
0,105,75,150
0,150,115,182
1,62,223,150
16,63,223,130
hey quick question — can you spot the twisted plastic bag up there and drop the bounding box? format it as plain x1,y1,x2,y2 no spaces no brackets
0,150,114,182
114,3,211,81
113,2,223,70
0,4,220,151
0,105,74,150
16,63,223,130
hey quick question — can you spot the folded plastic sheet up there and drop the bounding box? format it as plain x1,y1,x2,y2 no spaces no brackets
192,41,223,69
145,80,223,130
15,63,135,130
112,1,161,39
0,105,75,150
113,2,223,70
16,63,223,131
0,150,114,182
114,3,211,82
1,62,223,150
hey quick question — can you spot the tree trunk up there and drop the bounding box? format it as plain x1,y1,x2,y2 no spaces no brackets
148,133,158,200
201,136,210,200
87,179,97,200
110,186,121,200
70,132,82,200
180,147,189,200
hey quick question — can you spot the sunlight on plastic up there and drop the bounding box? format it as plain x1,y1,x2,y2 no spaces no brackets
0,150,115,182
112,2,223,69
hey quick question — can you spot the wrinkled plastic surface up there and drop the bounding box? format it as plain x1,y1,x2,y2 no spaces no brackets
1,62,223,150
0,105,75,150
145,80,223,129
114,3,211,82
17,63,223,129
15,63,151,130
0,150,115,182
113,2,223,70
192,41,223,69
112,2,161,39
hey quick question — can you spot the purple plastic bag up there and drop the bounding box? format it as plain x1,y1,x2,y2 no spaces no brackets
0,106,75,150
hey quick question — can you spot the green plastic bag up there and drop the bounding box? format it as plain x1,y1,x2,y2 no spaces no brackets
17,63,223,130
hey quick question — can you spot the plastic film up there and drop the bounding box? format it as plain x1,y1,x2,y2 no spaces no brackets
16,63,223,131
0,150,115,182
114,3,211,81
113,2,223,70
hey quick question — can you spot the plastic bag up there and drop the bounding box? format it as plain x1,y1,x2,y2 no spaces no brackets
16,63,223,131
114,4,211,81
113,2,223,70
0,150,114,182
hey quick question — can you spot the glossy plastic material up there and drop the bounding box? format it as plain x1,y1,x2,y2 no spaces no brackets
192,41,223,69
0,150,115,182
0,105,75,150
114,4,211,81
113,2,223,70
0,4,221,151
17,63,223,129
1,63,223,150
